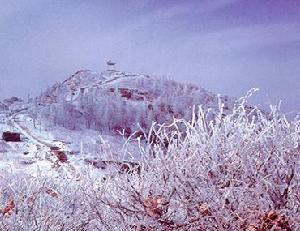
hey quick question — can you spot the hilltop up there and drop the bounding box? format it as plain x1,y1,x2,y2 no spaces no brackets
36,69,235,136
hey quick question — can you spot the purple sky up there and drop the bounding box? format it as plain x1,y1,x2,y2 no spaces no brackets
0,0,299,113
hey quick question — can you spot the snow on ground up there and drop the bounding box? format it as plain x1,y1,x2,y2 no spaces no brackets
0,110,141,180
0,112,54,177
17,113,141,159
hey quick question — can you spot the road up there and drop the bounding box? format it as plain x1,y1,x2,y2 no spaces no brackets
9,113,79,179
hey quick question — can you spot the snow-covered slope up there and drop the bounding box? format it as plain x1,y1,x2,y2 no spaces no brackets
37,69,235,135
0,68,237,176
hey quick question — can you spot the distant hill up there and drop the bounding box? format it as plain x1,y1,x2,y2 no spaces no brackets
36,69,235,136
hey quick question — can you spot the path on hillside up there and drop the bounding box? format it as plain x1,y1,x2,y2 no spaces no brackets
12,116,52,147
9,113,79,179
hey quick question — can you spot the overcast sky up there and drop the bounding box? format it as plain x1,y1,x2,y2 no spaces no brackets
0,0,299,113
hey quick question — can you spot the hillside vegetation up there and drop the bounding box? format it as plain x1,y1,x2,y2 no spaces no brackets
36,70,234,136
0,92,299,230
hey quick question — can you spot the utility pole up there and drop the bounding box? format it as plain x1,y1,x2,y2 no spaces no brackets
80,139,84,159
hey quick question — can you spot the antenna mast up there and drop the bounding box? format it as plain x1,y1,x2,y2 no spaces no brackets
106,60,116,71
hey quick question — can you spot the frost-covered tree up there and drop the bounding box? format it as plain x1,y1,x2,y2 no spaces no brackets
37,75,231,136
1,95,299,230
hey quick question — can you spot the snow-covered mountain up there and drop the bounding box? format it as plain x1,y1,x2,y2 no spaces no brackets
0,68,237,177
36,69,235,136
3,69,299,231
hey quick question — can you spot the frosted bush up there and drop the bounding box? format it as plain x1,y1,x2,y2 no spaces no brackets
0,94,299,230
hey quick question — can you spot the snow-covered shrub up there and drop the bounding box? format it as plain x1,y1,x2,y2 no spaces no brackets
0,94,299,230
88,92,299,230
